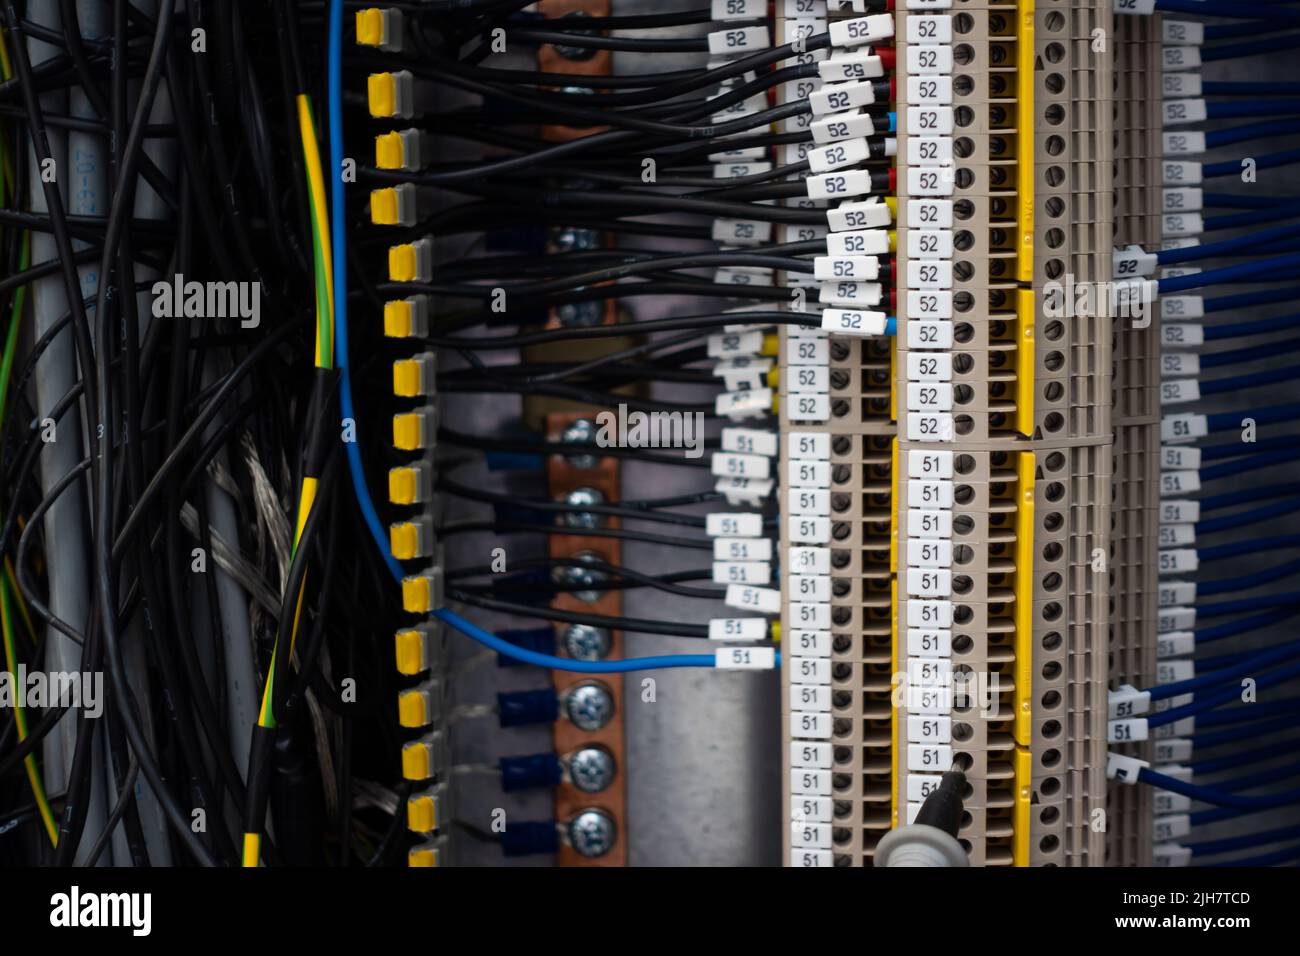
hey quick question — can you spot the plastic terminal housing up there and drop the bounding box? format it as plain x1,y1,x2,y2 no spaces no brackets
393,352,438,399
401,564,445,615
366,70,413,118
401,730,448,782
387,237,434,282
356,8,403,53
394,621,445,676
384,295,431,338
393,404,439,451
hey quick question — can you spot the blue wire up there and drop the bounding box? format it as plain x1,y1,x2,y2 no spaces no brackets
1194,716,1300,748
1205,842,1300,866
1205,313,1300,339
1204,99,1300,120
1195,609,1299,643
433,607,769,673
1203,36,1300,63
1199,559,1300,597
1201,482,1300,511
1192,804,1266,826
1148,657,1300,715
1199,535,1300,562
1145,649,1300,706
1191,740,1294,775
1202,202,1300,232
1206,403,1300,433
1138,765,1300,810
1198,434,1300,460
1199,365,1300,398
1198,698,1300,727
1196,592,1300,618
329,0,404,584
1204,120,1300,149
1157,0,1300,19
1215,758,1300,793
1159,253,1300,294
328,0,789,680
1206,287,1300,312
1200,339,1300,370
1203,192,1300,209
1197,497,1300,533
1160,222,1300,264
1203,80,1300,94
1204,147,1300,176
327,1,719,676
1201,450,1300,484
1189,826,1300,857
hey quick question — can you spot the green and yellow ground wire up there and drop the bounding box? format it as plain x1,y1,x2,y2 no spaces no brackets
243,95,337,868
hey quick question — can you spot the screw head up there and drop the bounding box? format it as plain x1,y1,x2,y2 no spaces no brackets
563,486,605,528
568,747,616,793
553,551,606,602
564,681,614,732
556,299,603,328
553,14,598,62
552,228,601,253
560,421,600,470
568,809,617,857
563,624,611,661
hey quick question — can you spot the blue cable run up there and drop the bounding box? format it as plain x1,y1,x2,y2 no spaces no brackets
1199,365,1300,399
433,606,771,673
1138,765,1300,810
1204,120,1300,150
1202,201,1300,231
1206,286,1300,312
328,0,753,676
1204,403,1300,433
1145,641,1300,700
1159,252,1300,294
1205,843,1300,866
1189,826,1300,858
1195,608,1300,644
1201,100,1300,121
1159,222,1300,265
1204,148,1300,177
1198,698,1300,728
1205,312,1300,339
1201,482,1300,511
1204,35,1300,62
1199,535,1300,563
1200,339,1300,371
1194,717,1300,748
1148,658,1300,719
1196,592,1300,618
1203,81,1300,94
1155,0,1300,19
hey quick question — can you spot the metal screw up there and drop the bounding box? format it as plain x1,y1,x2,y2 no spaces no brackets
568,808,617,858
561,420,599,470
568,747,616,793
564,681,614,732
556,299,603,328
563,623,611,661
563,487,605,529
552,227,601,253
552,14,598,62
553,551,607,602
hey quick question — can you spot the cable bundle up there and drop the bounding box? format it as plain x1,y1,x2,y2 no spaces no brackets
1108,1,1300,869
0,2,405,867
